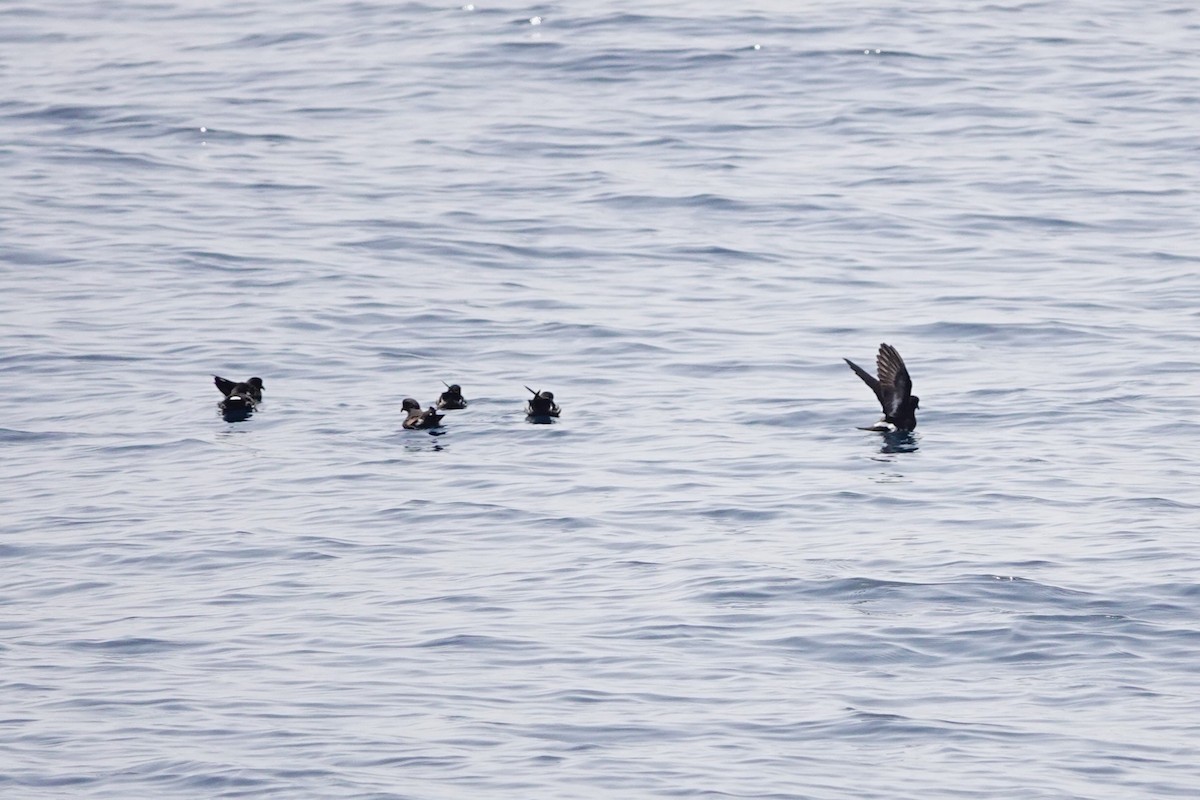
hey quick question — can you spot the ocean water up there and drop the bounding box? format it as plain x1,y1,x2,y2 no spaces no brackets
3,1,1200,797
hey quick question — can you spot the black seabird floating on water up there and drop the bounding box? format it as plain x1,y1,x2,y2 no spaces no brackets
214,375,264,420
402,398,444,430
844,343,919,432
436,382,468,410
524,386,560,423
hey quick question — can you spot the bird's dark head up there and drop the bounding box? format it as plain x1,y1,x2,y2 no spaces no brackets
539,391,554,401
248,377,264,391
401,398,420,412
446,384,461,394
912,395,920,409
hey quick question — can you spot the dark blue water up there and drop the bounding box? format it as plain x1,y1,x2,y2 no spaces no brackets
3,2,1200,797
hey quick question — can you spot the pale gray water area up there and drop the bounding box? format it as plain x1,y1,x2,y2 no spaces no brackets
3,1,1200,797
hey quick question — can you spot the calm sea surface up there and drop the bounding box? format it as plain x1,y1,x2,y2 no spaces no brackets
3,1,1200,797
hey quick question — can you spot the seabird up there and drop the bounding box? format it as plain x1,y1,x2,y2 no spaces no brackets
436,382,468,410
524,386,561,422
214,375,264,417
402,398,444,430
843,343,919,432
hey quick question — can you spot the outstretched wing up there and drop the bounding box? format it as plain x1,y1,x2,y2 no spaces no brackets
213,375,237,397
875,344,912,418
844,358,884,408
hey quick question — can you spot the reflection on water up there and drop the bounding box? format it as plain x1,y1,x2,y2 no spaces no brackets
401,429,446,452
220,407,254,424
879,431,919,454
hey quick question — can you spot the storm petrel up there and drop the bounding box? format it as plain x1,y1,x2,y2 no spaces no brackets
524,386,561,422
436,382,468,410
402,398,444,430
213,375,264,415
844,343,919,432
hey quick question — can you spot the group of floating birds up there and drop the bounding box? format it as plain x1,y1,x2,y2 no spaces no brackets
214,343,915,433
213,376,562,428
